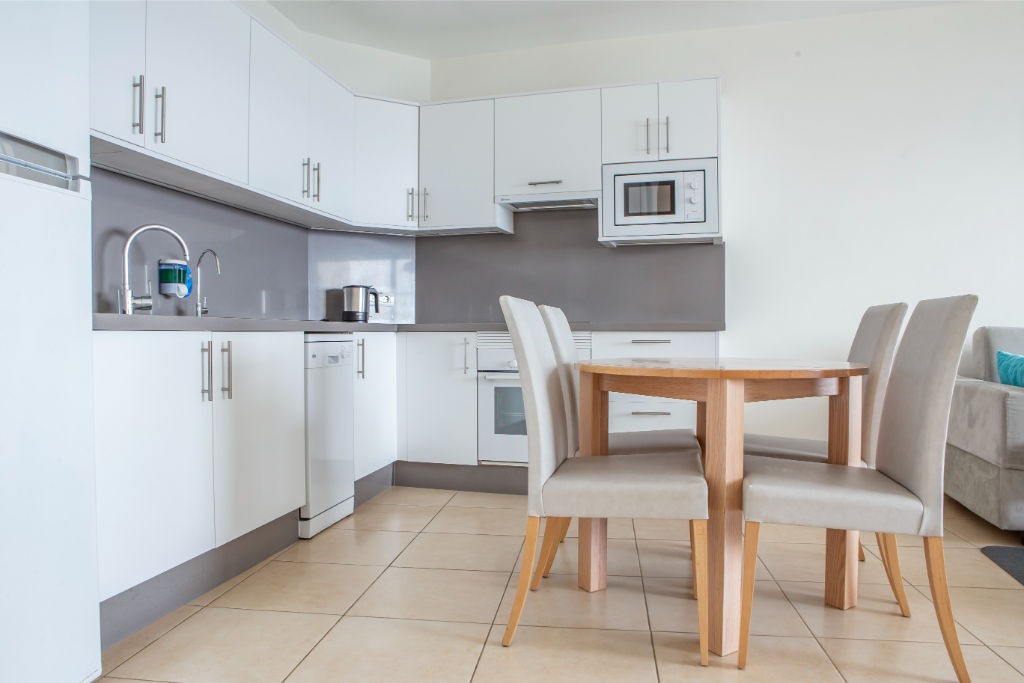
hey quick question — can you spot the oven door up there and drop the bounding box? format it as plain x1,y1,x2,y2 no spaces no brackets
477,372,528,464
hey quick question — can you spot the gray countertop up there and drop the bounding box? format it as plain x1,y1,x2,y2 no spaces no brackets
94,314,724,333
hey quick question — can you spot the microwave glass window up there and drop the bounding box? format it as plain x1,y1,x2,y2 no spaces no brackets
623,180,675,217
494,386,527,436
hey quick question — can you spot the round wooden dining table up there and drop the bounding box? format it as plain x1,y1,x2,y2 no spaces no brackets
574,357,869,657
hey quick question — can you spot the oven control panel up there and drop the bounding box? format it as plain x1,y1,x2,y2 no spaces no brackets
682,170,705,223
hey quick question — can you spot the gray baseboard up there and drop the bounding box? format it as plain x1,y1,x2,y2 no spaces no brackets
355,462,395,506
394,461,527,494
99,511,298,649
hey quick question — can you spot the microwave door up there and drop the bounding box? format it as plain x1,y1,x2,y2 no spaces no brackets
614,172,686,226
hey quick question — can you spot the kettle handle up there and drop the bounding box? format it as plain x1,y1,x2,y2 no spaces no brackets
369,288,380,313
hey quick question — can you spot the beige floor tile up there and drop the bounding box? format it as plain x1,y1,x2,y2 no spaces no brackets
285,616,488,683
758,523,827,544
654,633,843,682
336,503,439,532
447,491,527,510
636,539,772,580
474,625,658,683
277,529,416,566
423,506,528,535
522,537,640,577
211,561,383,615
861,530,974,548
98,678,161,683
188,557,276,607
645,578,809,637
944,496,976,520
395,532,523,572
101,604,201,673
633,518,689,540
896,546,1023,589
944,514,1022,547
923,586,1024,647
349,566,509,623
993,646,1024,675
757,542,892,584
821,638,1024,681
779,581,979,644
111,607,337,683
495,573,649,631
564,516,636,539
368,485,454,507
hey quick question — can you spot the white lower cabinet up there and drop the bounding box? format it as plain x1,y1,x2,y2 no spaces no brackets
93,330,305,597
402,333,478,465
354,332,398,479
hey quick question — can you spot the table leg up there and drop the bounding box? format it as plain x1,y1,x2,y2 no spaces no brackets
705,378,745,656
696,401,707,470
578,370,609,592
825,375,863,610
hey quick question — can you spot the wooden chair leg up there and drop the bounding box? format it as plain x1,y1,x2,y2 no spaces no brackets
738,521,760,669
543,518,571,575
692,519,710,666
690,519,698,598
559,518,570,543
878,533,911,617
859,539,866,562
924,537,971,683
502,516,541,646
531,518,562,590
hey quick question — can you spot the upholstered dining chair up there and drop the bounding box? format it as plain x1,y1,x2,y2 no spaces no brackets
737,295,978,682
499,295,711,663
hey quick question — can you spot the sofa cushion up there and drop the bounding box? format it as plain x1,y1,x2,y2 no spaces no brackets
998,351,1024,387
947,378,1024,470
972,327,1024,382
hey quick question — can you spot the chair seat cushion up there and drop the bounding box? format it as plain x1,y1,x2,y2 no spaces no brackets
743,433,828,463
543,451,708,520
607,428,700,455
742,455,924,535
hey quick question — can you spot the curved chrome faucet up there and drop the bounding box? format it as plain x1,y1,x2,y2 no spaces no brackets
195,249,221,317
121,224,190,315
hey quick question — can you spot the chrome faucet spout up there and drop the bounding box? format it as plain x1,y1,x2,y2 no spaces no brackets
195,249,221,317
121,224,190,315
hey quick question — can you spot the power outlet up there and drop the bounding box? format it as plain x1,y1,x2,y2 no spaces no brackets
378,293,395,306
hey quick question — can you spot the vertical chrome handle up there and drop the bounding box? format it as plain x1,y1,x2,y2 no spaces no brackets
133,75,145,135
357,338,366,378
313,162,321,201
302,158,310,198
155,86,166,143
664,116,670,155
406,188,414,221
645,117,650,155
201,342,212,401
221,341,233,398
422,188,429,221
463,337,469,375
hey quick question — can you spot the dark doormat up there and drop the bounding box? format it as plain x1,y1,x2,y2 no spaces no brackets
981,546,1024,586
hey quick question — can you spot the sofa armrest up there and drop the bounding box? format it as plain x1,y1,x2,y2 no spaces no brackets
947,378,1024,470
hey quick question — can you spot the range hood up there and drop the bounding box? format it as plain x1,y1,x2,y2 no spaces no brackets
497,190,599,212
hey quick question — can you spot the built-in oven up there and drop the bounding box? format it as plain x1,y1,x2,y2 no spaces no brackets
477,333,591,465
601,158,719,239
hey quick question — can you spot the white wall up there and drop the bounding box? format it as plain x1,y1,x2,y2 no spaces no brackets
432,2,1024,439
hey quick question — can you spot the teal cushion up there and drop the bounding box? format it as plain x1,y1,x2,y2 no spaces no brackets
997,350,1024,387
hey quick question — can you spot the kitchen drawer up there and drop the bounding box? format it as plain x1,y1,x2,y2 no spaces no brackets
608,399,695,433
592,331,717,360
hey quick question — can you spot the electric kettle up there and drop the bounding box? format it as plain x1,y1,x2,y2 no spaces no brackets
341,285,380,322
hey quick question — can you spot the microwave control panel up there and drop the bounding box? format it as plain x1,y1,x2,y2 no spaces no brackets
682,171,705,223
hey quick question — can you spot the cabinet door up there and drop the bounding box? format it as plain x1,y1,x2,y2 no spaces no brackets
212,332,305,546
308,68,355,219
248,22,310,203
494,89,601,196
144,1,251,182
601,84,659,164
354,332,398,479
92,331,215,600
89,1,147,146
419,100,496,229
353,97,419,228
403,333,478,465
658,79,719,160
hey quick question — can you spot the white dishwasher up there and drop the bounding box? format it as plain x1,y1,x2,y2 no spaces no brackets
300,334,355,538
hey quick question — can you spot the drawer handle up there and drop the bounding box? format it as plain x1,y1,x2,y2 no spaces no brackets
631,411,672,416
631,339,671,344
527,179,563,186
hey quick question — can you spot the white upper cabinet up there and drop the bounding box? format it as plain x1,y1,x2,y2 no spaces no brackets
307,67,355,220
419,99,510,233
144,1,251,182
352,96,419,229
601,84,659,164
658,79,719,160
89,1,147,147
248,22,310,204
494,89,602,197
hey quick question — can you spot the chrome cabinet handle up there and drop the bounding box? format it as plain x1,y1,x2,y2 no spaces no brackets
201,341,212,401
155,86,166,143
357,338,366,378
463,337,469,375
527,179,563,186
631,339,671,344
133,75,145,135
313,162,321,201
482,373,520,381
221,341,233,398
422,188,428,221
301,158,310,198
406,188,414,221
645,117,650,155
664,116,670,154
631,411,672,416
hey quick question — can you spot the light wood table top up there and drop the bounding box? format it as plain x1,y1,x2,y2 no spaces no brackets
577,357,869,379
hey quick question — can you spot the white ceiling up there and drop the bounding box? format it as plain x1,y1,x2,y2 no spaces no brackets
270,1,931,60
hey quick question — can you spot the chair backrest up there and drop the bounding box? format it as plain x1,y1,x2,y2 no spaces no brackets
967,327,1024,382
538,305,581,457
846,303,908,467
874,295,978,537
499,295,568,517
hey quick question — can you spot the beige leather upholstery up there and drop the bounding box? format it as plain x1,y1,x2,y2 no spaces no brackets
743,295,978,538
501,295,708,520
608,428,701,454
741,433,827,462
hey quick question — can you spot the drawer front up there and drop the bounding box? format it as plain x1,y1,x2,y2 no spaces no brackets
608,399,695,433
592,331,717,360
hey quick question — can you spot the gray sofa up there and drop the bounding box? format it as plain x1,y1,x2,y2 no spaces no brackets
945,327,1024,532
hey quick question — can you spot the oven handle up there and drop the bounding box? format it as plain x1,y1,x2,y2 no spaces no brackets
480,373,520,381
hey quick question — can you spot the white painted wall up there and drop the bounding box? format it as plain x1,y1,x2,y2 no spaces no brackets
431,2,1024,439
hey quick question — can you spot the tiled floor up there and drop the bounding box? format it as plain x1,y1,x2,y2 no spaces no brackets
100,487,1024,682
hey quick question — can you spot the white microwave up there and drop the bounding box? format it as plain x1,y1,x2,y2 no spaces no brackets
601,158,719,242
